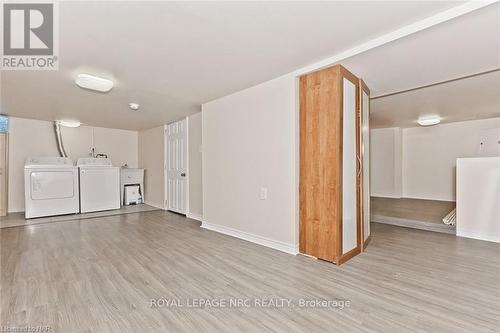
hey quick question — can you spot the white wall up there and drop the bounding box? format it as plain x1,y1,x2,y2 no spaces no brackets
370,117,500,201
8,117,138,212
202,74,298,253
138,126,164,209
402,117,500,201
188,113,203,219
370,127,402,198
62,126,138,168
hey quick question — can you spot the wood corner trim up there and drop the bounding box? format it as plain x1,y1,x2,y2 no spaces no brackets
363,236,372,249
337,246,362,265
359,79,370,95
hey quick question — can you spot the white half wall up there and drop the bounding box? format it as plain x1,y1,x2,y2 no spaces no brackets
402,117,500,201
370,127,402,198
7,117,138,213
188,112,203,220
456,157,500,243
202,74,298,253
138,126,165,209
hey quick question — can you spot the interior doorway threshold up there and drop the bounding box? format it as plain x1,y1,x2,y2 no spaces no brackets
371,215,456,234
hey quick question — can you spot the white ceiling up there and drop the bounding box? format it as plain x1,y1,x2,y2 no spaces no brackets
370,70,500,128
342,2,500,97
1,1,467,130
338,2,500,128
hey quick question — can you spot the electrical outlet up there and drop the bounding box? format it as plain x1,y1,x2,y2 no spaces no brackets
260,187,268,200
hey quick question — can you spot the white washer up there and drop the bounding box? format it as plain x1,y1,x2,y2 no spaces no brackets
24,157,79,219
77,158,120,213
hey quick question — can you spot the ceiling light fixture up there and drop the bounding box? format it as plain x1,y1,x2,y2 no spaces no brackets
75,74,114,93
417,115,441,127
128,102,140,111
57,119,81,128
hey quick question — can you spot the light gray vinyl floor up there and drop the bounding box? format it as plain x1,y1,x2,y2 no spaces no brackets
1,210,499,332
371,197,456,223
0,204,159,229
371,197,456,234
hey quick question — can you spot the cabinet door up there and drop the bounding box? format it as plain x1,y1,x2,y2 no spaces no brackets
299,67,342,262
338,68,362,264
341,77,359,256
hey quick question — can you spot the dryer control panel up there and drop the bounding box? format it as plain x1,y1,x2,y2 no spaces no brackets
25,157,74,167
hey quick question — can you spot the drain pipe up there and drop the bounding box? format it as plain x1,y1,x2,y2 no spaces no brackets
53,121,68,158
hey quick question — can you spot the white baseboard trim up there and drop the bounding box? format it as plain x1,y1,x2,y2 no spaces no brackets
186,212,203,222
371,194,402,199
145,201,164,210
371,215,456,235
457,231,500,243
201,221,298,255
401,195,456,202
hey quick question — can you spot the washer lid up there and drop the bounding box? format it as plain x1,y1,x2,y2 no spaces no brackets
77,157,113,167
25,157,74,168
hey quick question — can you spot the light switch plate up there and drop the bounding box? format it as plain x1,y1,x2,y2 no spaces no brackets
260,187,268,200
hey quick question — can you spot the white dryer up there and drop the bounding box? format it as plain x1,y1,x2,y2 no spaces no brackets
24,157,79,219
77,158,120,213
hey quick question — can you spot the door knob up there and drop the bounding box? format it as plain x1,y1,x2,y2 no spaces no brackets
181,173,186,177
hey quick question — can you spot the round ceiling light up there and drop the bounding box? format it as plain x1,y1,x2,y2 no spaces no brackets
129,102,140,111
417,115,441,126
75,74,114,93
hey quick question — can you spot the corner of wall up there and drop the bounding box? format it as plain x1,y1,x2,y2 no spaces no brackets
393,127,403,198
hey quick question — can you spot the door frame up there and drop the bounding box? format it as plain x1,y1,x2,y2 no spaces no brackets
338,67,362,264
164,117,189,214
0,133,8,216
359,80,371,250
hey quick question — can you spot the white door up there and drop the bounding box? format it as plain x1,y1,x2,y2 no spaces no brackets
165,118,188,214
